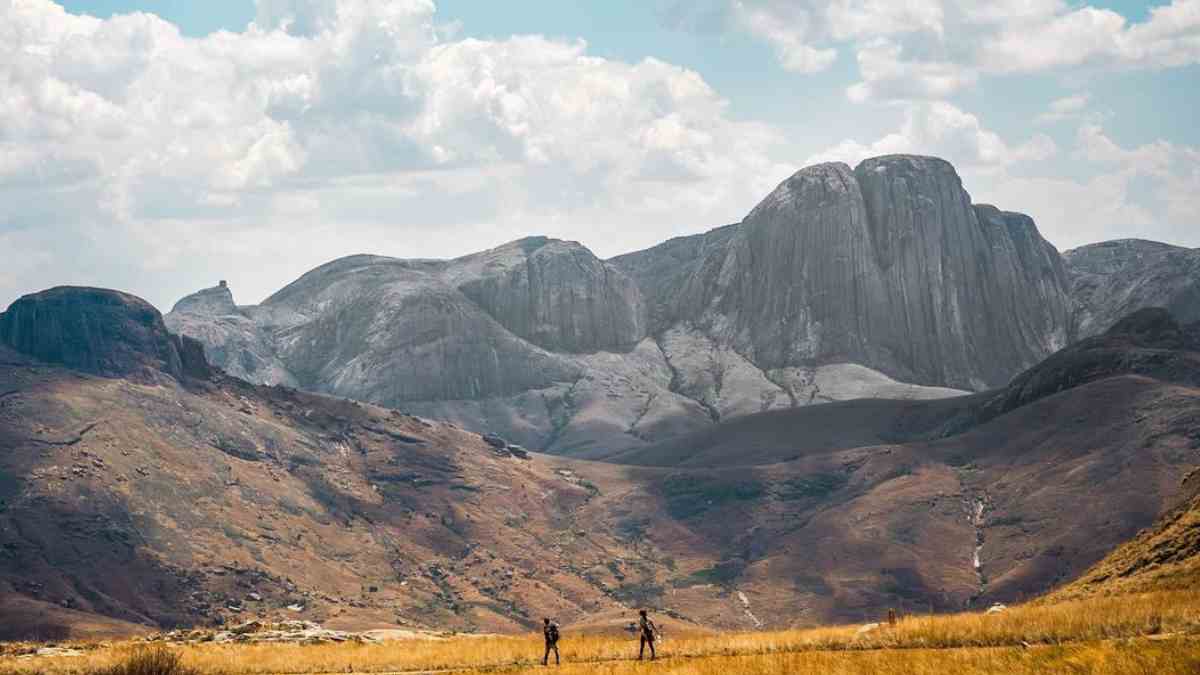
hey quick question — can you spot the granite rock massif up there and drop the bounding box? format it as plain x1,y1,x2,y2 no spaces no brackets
1066,239,1200,337
164,154,1196,456
1,286,209,383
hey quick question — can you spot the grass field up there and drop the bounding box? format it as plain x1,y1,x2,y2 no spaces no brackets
4,590,1200,674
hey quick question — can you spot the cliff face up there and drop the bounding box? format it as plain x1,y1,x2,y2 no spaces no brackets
165,154,1190,456
631,156,1072,391
0,286,206,382
1066,239,1200,338
453,238,644,354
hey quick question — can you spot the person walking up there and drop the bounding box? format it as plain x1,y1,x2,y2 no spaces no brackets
542,617,561,666
637,609,657,661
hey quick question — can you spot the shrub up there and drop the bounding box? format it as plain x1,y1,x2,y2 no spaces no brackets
90,647,198,675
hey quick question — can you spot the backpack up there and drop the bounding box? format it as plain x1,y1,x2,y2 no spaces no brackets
547,623,560,642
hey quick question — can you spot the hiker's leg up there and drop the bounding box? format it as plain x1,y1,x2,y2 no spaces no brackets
649,638,656,660
543,643,550,665
554,643,560,664
639,636,646,660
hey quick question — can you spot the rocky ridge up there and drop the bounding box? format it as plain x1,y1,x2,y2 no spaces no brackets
164,155,1195,456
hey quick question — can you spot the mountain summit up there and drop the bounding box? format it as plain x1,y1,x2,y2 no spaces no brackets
166,154,1195,456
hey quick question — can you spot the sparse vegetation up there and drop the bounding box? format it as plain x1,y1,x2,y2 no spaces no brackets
89,647,197,675
6,589,1200,674
660,475,764,519
772,472,847,501
672,560,745,588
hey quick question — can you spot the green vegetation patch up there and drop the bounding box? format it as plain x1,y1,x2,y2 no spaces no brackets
671,560,746,588
660,474,764,520
773,472,848,501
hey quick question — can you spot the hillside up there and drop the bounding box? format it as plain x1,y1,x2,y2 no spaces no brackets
4,288,1200,639
615,307,1200,468
1048,469,1200,600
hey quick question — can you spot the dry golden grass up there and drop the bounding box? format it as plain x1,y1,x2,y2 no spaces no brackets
5,590,1200,674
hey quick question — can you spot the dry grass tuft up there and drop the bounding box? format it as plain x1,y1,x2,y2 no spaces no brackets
87,648,198,675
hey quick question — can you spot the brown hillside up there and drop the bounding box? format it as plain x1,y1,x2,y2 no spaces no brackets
1047,469,1200,600
2,291,1198,638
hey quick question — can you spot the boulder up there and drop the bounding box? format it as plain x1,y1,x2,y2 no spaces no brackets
481,433,508,449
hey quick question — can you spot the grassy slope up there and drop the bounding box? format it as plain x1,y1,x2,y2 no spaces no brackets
4,590,1200,674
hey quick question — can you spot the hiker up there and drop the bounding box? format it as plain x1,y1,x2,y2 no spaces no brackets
637,609,657,661
542,617,560,666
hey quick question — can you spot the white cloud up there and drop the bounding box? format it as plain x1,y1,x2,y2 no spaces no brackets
731,1,836,72
728,0,1200,101
0,0,791,310
805,101,1056,171
1035,93,1090,124
845,38,977,102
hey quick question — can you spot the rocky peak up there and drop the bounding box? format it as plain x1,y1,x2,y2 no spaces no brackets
0,286,210,381
453,237,645,354
170,281,239,316
746,162,857,219
673,153,1069,389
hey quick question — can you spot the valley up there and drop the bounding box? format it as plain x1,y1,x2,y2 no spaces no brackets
0,155,1197,665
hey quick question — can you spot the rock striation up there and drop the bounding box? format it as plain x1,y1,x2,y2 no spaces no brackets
617,156,1072,391
165,154,1194,456
452,237,644,354
0,286,209,382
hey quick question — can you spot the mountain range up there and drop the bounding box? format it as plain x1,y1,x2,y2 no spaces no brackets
164,155,1200,458
1,153,1198,640
1,288,1197,639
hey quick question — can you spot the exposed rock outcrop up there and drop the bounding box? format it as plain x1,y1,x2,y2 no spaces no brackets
452,237,644,353
0,286,208,382
164,283,294,386
1066,239,1200,337
618,156,1073,391
165,154,1193,455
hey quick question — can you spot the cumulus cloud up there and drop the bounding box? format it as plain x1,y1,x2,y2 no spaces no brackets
0,0,790,309
728,0,1200,100
1035,93,1091,124
804,101,1056,172
731,1,836,72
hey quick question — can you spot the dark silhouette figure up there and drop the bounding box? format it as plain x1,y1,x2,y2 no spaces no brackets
637,609,657,660
542,617,560,666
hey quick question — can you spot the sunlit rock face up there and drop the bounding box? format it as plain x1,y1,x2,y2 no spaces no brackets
169,154,1193,456
621,155,1072,393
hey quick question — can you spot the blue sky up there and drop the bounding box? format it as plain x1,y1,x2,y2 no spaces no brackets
5,0,1200,309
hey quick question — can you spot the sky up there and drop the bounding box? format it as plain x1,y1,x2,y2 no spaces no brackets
3,1,1199,310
